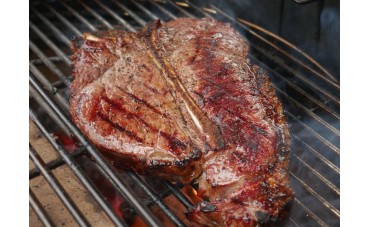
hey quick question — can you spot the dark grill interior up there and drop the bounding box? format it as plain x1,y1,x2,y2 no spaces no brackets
29,1,340,226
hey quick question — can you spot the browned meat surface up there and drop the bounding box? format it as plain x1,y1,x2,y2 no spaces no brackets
70,18,294,226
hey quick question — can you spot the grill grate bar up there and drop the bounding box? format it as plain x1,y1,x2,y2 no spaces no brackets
126,171,186,227
30,56,66,65
149,0,177,20
29,85,69,135
29,65,69,111
275,86,340,136
29,144,90,227
288,217,300,227
236,16,337,83
145,185,190,209
293,154,339,195
29,40,71,86
210,4,339,89
30,21,72,66
130,0,159,20
164,182,194,209
286,111,340,155
251,42,340,104
251,55,339,118
46,4,83,37
144,186,171,207
185,1,213,19
59,0,98,33
29,64,60,100
29,74,162,226
112,0,147,27
292,134,339,174
31,8,71,46
293,198,328,227
208,4,340,103
29,109,128,227
190,2,216,18
274,73,339,118
29,148,85,180
44,4,89,45
77,0,114,30
168,1,196,18
94,0,136,32
112,2,152,29
29,189,54,227
290,172,339,217
132,182,186,209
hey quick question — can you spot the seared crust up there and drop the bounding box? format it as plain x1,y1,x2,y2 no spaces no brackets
70,18,293,225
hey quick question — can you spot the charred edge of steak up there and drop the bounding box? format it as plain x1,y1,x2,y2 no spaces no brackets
95,144,203,183
253,64,292,167
140,20,225,151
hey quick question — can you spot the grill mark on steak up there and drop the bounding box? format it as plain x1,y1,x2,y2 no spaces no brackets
118,32,208,155
115,85,165,116
205,97,268,136
193,82,270,138
97,112,143,143
100,96,188,155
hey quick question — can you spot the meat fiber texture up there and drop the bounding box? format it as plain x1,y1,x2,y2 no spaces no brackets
70,18,294,226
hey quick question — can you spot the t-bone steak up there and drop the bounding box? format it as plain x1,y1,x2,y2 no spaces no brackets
70,18,294,226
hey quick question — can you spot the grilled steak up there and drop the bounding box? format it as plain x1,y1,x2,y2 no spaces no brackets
70,18,294,226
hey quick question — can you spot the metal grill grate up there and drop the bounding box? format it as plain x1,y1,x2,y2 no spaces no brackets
29,1,340,226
